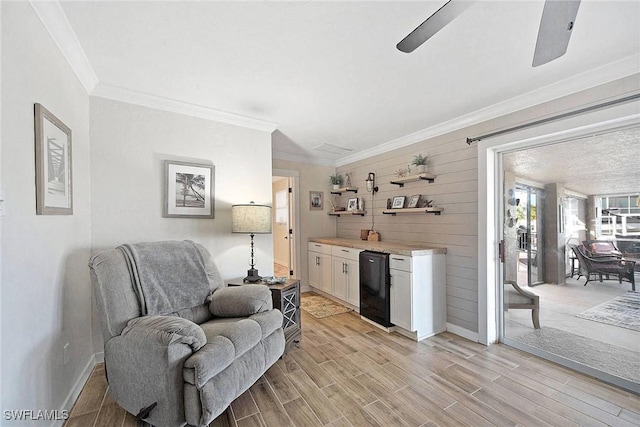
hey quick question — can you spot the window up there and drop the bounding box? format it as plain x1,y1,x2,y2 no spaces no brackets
596,194,640,237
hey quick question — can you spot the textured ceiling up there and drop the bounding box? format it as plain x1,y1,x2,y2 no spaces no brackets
58,1,640,164
503,127,640,195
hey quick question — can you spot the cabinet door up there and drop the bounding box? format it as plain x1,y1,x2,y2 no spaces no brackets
390,268,412,331
332,258,348,300
319,253,333,293
345,258,360,307
308,252,321,288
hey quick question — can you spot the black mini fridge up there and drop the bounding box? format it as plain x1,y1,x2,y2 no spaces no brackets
359,251,392,327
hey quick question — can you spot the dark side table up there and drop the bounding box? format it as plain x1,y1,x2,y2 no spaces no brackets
226,278,301,352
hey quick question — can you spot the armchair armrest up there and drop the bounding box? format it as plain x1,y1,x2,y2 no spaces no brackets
504,280,537,300
209,284,273,317
122,315,207,352
104,316,207,425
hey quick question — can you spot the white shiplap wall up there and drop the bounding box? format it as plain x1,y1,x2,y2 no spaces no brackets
336,129,479,332
334,74,640,336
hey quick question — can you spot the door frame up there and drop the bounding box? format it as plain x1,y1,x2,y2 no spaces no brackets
273,168,300,278
478,102,640,392
478,102,640,346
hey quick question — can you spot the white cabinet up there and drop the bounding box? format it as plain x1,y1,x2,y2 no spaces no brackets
389,253,446,340
390,266,412,331
308,243,332,294
307,240,446,341
332,258,348,300
331,246,362,306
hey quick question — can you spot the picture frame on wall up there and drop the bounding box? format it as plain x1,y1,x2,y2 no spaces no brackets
34,103,73,215
164,160,215,218
347,197,358,211
392,196,406,209
310,191,323,210
408,194,421,208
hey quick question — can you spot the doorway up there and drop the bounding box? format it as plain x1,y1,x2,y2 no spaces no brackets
515,184,544,286
496,124,640,393
272,176,292,277
272,169,300,279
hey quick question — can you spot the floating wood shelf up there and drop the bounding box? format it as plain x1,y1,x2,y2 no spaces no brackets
330,187,358,195
328,210,366,216
382,207,443,216
389,173,436,187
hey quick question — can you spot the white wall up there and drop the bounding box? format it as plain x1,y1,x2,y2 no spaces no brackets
1,1,93,421
90,97,274,353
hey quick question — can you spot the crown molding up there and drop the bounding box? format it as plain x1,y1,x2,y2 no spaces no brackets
272,150,336,167
92,84,279,133
336,54,640,167
29,0,99,94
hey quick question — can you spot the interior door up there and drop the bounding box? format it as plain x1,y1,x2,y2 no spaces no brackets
273,178,290,275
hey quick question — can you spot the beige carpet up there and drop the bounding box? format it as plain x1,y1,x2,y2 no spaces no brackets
301,293,352,318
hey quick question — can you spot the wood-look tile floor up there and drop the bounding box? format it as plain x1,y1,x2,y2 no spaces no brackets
66,310,640,427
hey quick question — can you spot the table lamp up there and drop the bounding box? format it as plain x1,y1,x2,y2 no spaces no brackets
232,201,272,282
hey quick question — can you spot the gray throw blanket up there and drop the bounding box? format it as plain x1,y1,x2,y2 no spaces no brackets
118,240,212,316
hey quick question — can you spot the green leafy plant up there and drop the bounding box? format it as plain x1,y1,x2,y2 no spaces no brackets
412,154,428,166
329,173,344,186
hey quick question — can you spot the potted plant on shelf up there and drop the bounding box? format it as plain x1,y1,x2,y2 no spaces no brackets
329,173,344,190
412,154,428,173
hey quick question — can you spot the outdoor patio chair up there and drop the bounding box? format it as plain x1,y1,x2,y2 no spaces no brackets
570,244,636,291
504,280,540,329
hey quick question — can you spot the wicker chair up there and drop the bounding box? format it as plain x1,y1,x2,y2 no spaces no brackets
570,244,636,291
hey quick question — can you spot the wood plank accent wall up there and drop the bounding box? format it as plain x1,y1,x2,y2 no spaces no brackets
329,75,639,336
335,130,479,333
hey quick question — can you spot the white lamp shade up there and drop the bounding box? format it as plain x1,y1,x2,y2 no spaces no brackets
231,203,272,234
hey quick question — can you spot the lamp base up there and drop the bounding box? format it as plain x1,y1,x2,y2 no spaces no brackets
243,268,262,283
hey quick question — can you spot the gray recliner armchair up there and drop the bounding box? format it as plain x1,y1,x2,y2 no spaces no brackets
89,240,285,427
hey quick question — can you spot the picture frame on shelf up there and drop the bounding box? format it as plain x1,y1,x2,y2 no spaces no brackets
163,160,215,218
309,191,323,210
34,103,73,215
347,197,358,211
407,194,421,208
392,196,406,209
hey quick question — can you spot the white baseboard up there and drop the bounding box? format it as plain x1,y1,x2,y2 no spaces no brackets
52,354,100,427
446,323,479,342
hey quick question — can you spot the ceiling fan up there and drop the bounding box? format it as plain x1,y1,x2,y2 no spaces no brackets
396,0,581,67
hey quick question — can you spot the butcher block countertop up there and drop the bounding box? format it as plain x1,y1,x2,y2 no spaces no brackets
309,237,447,257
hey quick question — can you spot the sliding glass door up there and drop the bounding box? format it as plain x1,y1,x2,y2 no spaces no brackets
515,184,544,287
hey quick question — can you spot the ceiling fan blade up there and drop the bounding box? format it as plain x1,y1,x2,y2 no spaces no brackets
532,0,581,67
397,0,476,53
